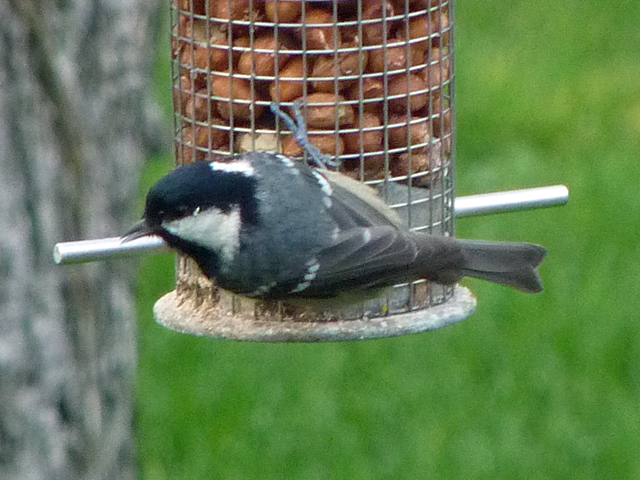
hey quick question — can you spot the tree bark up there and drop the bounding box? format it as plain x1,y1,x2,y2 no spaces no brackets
0,0,165,478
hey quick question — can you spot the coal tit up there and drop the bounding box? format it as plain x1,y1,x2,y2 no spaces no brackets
123,152,547,304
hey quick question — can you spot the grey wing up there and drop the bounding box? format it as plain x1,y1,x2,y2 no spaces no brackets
287,226,420,299
320,169,406,229
272,166,418,299
290,169,418,298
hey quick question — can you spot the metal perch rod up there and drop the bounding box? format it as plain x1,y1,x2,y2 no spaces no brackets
53,185,568,265
53,235,168,265
453,184,569,218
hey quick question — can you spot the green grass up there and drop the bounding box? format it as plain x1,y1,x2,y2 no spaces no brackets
135,1,640,478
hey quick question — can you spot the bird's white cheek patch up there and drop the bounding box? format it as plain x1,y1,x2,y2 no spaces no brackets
163,207,241,264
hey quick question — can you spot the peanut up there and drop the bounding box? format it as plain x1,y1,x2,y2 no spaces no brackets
361,0,398,46
269,56,308,102
386,114,430,149
367,39,425,73
237,35,291,77
398,9,450,50
429,94,451,138
183,89,211,122
211,73,265,121
342,154,387,182
392,139,442,187
235,132,279,153
297,8,341,51
387,73,428,113
342,113,383,154
264,1,301,23
173,75,193,113
311,47,368,93
302,93,355,129
346,77,385,115
208,0,251,22
281,133,344,158
178,122,228,163
420,47,451,91
176,0,205,15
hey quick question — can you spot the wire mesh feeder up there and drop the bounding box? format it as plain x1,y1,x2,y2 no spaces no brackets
159,0,469,341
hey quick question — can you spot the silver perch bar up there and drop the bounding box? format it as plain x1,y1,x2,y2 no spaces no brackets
53,235,168,265
454,184,569,218
53,184,569,265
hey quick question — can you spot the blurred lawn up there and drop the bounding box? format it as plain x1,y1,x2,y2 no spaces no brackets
135,1,640,478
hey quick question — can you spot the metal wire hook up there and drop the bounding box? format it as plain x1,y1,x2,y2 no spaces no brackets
270,100,342,170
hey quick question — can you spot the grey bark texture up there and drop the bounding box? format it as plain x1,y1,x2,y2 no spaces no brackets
0,0,165,478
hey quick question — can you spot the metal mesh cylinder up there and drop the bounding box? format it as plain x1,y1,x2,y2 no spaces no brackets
169,0,455,322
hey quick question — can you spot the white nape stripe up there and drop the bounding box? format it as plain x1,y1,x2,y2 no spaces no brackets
210,160,255,176
163,207,241,265
275,154,295,168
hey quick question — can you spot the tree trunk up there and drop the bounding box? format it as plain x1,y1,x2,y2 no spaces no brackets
0,0,165,478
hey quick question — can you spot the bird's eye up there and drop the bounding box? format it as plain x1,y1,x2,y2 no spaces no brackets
175,206,190,216
193,207,201,216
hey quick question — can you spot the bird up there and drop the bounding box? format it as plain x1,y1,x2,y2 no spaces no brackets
123,151,547,308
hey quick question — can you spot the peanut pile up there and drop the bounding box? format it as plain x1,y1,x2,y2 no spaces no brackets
173,0,451,185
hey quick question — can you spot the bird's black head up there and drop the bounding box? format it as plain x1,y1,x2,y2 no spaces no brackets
142,159,259,230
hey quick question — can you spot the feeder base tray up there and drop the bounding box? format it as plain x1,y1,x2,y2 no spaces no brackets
153,285,476,342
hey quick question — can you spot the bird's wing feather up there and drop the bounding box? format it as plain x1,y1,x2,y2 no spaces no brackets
265,165,419,298
282,168,417,297
286,226,419,298
320,169,405,228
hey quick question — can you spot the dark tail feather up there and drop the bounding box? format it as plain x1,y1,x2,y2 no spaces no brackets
457,240,547,293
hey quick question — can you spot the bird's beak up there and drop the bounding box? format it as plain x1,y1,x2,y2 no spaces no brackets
121,220,155,243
